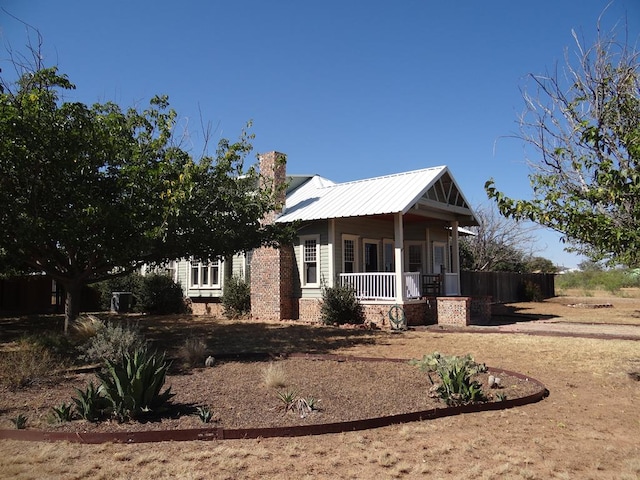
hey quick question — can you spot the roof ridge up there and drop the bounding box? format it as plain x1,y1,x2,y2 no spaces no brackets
327,165,446,187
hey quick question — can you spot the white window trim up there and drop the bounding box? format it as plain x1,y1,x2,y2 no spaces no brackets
299,235,321,288
342,234,360,273
189,259,222,289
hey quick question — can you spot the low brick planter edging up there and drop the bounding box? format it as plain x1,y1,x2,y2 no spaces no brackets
0,353,549,444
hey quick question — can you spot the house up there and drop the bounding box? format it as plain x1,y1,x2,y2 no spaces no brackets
174,151,480,326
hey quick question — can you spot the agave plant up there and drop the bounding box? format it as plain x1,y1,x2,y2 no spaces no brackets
11,413,28,429
97,346,174,421
50,402,74,423
72,381,108,421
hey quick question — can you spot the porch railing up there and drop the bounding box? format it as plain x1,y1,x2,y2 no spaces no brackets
339,272,422,301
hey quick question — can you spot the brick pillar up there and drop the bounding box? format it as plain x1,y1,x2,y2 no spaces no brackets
250,152,296,320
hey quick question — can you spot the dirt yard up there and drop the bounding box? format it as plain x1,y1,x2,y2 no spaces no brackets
0,290,639,479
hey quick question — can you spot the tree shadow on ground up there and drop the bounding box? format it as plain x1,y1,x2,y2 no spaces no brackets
0,314,66,344
472,304,559,327
0,314,384,360
137,315,383,360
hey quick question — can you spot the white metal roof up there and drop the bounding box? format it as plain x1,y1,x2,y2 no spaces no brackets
277,166,476,224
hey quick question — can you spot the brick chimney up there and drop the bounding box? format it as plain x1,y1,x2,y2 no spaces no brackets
258,151,287,223
250,152,297,320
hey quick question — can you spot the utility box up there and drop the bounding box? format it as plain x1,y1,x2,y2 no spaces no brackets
110,292,133,313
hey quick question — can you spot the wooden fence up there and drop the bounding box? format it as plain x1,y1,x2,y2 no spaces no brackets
0,275,100,315
460,271,555,303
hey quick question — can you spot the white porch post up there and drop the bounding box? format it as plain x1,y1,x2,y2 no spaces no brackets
451,220,461,294
394,213,404,303
328,219,335,288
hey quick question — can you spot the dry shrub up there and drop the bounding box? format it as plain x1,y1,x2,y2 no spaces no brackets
79,320,145,364
178,337,208,368
71,314,104,343
262,362,287,389
0,339,63,389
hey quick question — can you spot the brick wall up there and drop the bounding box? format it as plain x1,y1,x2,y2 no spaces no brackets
250,152,297,321
190,299,224,317
299,298,322,323
436,296,471,326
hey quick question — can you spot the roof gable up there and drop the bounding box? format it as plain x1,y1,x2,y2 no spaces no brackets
276,166,477,225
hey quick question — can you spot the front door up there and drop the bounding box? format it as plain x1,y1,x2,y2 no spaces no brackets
364,241,378,272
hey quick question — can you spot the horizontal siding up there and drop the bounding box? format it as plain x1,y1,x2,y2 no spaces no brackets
295,221,328,299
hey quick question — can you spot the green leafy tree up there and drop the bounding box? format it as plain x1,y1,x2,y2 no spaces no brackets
0,53,288,332
524,256,558,274
486,20,640,267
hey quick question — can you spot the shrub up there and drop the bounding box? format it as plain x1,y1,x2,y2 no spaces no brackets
79,320,145,364
137,273,186,314
523,280,544,302
177,337,208,368
93,274,142,311
0,339,64,389
222,276,251,318
97,346,174,420
555,268,640,294
26,331,77,359
320,284,365,325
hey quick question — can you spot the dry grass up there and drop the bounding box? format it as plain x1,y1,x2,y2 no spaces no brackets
0,339,64,389
70,314,104,343
177,337,208,368
0,292,639,479
261,361,288,389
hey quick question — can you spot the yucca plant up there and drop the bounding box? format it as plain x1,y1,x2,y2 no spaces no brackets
196,405,213,424
276,389,298,413
97,346,174,421
72,381,108,421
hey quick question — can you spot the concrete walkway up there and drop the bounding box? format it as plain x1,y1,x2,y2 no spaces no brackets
425,320,640,341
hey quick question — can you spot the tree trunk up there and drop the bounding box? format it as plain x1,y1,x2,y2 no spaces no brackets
64,281,83,335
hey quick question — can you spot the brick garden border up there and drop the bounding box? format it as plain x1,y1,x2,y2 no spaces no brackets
0,353,548,444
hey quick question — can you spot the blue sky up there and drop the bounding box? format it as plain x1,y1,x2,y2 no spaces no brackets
2,1,639,269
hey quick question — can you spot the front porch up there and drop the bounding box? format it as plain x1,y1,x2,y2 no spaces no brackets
335,272,490,327
339,272,460,301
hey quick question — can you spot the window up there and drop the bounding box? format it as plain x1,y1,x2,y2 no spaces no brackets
190,260,221,288
301,236,320,286
342,235,358,273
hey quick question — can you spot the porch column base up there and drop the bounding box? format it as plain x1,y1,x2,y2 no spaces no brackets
437,296,471,326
